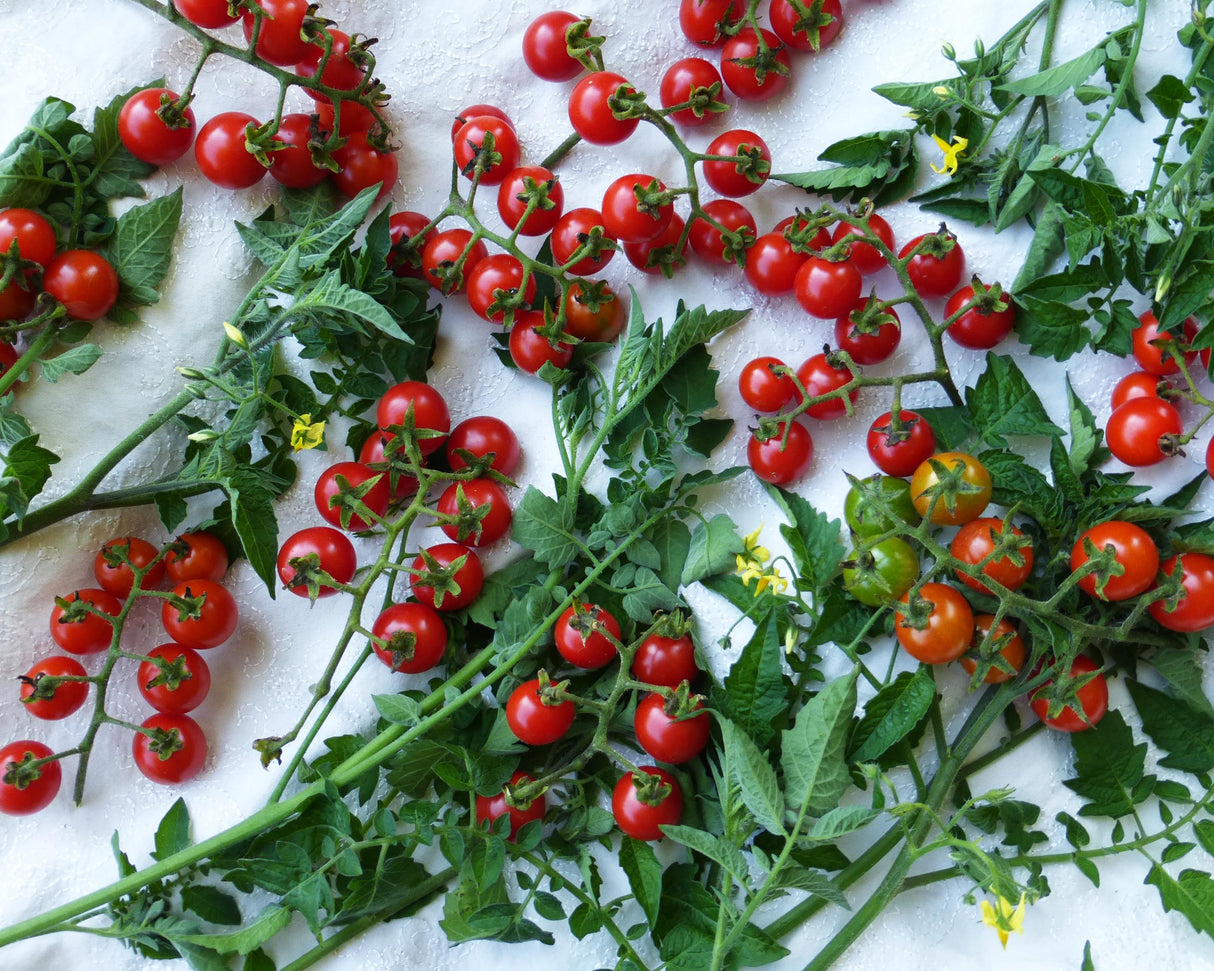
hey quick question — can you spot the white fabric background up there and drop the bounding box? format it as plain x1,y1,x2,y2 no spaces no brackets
0,0,1209,969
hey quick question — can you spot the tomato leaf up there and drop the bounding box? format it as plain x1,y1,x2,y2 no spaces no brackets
763,484,844,592
1144,865,1214,940
1126,679,1214,774
682,513,742,585
997,44,1107,96
152,797,192,862
105,187,183,309
38,344,102,384
222,465,280,594
618,837,663,930
512,485,583,567
781,667,857,817
373,693,421,727
720,717,786,836
966,352,1063,447
714,614,789,748
1063,710,1150,818
849,669,934,765
661,825,751,885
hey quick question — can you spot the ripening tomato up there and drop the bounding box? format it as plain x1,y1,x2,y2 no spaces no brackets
612,766,683,841
133,712,208,783
910,452,992,525
20,656,89,720
564,281,626,341
1071,520,1159,601
1149,552,1214,632
0,741,60,815
1105,396,1182,467
950,517,1034,594
1132,310,1199,376
1030,656,1108,732
842,474,920,539
555,602,621,669
476,771,546,841
895,583,974,664
738,356,796,413
960,615,1026,684
371,601,449,673
842,537,919,608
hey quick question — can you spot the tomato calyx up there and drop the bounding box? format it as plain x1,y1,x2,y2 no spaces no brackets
665,78,729,124
606,82,650,123
627,764,676,807
841,293,898,340
781,208,834,252
431,483,495,545
1,749,52,790
280,549,346,600
456,128,506,183
725,31,791,87
950,275,1010,317
914,455,988,522
705,141,771,186
321,469,387,531
965,616,1026,687
376,626,420,667
141,651,195,693
563,16,606,73
557,224,616,273
1071,535,1134,600
409,546,472,609
140,724,187,762
563,600,621,648
533,667,574,708
783,0,840,53
1030,656,1108,729
903,223,959,262
19,669,87,703
896,587,939,632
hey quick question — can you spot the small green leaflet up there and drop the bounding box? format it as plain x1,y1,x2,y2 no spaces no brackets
103,187,184,308
618,837,663,929
681,513,741,585
37,345,102,384
714,613,788,747
966,352,1062,447
512,486,583,567
720,717,786,836
152,798,191,862
763,483,844,591
1125,680,1214,774
849,670,934,764
997,43,1107,97
1063,710,1151,819
1144,866,1214,941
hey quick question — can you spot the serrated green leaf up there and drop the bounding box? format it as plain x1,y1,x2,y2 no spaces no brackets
720,718,785,836
997,45,1106,96
849,669,934,764
714,614,788,747
966,353,1063,446
373,693,421,726
1126,679,1214,774
512,486,583,567
618,837,662,929
1145,866,1214,940
682,513,741,585
1146,73,1194,120
224,465,280,593
662,825,751,885
1145,647,1214,719
1064,710,1148,819
763,484,844,590
782,668,857,817
804,806,880,841
104,188,183,304
152,797,191,862
38,344,102,383
180,885,242,926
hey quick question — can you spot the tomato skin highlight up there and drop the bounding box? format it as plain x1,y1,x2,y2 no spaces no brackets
612,767,683,841
1149,552,1214,632
0,741,60,815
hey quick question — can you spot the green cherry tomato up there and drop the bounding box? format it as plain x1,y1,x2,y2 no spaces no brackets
843,537,920,607
843,474,921,539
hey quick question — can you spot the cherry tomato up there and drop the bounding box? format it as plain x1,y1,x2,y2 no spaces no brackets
895,583,974,664
1106,396,1182,467
843,537,919,608
295,28,364,103
601,173,673,244
20,656,89,720
476,771,546,841
900,230,965,298
411,542,484,611
795,352,858,419
137,644,211,715
564,281,626,341
738,356,795,413
945,285,1016,350
314,461,390,532
420,228,487,294
775,212,832,249
117,87,195,166
769,0,843,51
794,257,862,319
0,282,31,324
830,213,893,275
623,213,686,275
866,410,937,477
50,588,122,656
842,474,920,538
1111,371,1169,410
133,713,207,784
635,692,709,764
358,431,421,503
176,0,239,28
509,311,574,374
909,452,992,525
703,129,770,197
1030,656,1108,732
437,478,513,546
550,207,616,275
194,111,265,190
94,535,165,598
43,250,119,321
165,531,229,584
951,517,1034,594
267,112,329,188
744,232,807,295
632,633,699,688
688,199,755,265
1149,552,1214,632
613,766,683,841
554,603,621,669
834,300,900,365
679,0,744,46
0,207,55,268
660,57,727,127
0,741,60,815
376,380,450,456
371,601,449,673
497,165,564,237
0,340,19,379
332,131,398,200
450,104,515,141
506,678,575,745
387,210,434,279
747,419,813,485
465,253,536,324
720,28,791,102
446,416,521,476
240,0,313,66
960,615,1027,684
453,116,520,186
1132,310,1199,376
523,10,584,81
316,99,375,136
568,72,638,145
1207,435,1214,479
277,526,358,598
162,579,237,649
1071,520,1159,601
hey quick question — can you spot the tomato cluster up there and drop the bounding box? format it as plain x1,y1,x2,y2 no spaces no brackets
2,530,234,812
120,2,397,199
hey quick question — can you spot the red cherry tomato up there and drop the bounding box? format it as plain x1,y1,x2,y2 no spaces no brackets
550,207,616,276
465,253,537,323
314,461,390,531
476,771,546,841
137,644,211,714
332,130,398,200
437,478,513,546
613,766,683,841
316,99,375,135
450,104,515,141
371,601,449,673
445,416,521,476
0,741,60,815
1071,521,1159,601
632,633,699,688
161,579,238,649
895,583,974,664
554,602,621,669
1111,371,1169,410
959,615,1026,685
634,692,709,764
834,300,900,365
376,380,450,456
277,526,358,598
509,311,574,374
133,712,208,783
747,419,813,484
387,210,434,279
506,678,575,745
410,543,484,611
42,250,119,321
623,213,686,275
497,165,564,237
679,0,744,46
295,28,364,103
0,208,56,269
830,212,894,275
744,232,807,296
738,356,796,413
950,517,1034,595
50,588,122,655
568,72,638,145
660,57,728,127
1149,552,1214,632
421,228,488,294
720,28,791,102
601,173,673,244
1106,396,1182,467
165,531,229,584
267,112,329,188
1132,310,1199,376
20,656,89,720
703,129,770,197
522,10,584,81
118,87,195,166
359,430,421,503
945,285,1016,350
795,352,858,419
240,0,313,65
900,231,965,298
176,0,239,28
794,257,863,319
769,0,843,51
1030,656,1108,732
453,116,520,186
194,111,265,190
564,281,627,341
94,535,165,598
688,199,755,265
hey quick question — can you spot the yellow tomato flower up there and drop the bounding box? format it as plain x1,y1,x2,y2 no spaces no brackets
735,524,787,597
291,414,326,451
930,134,969,176
979,892,1026,948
